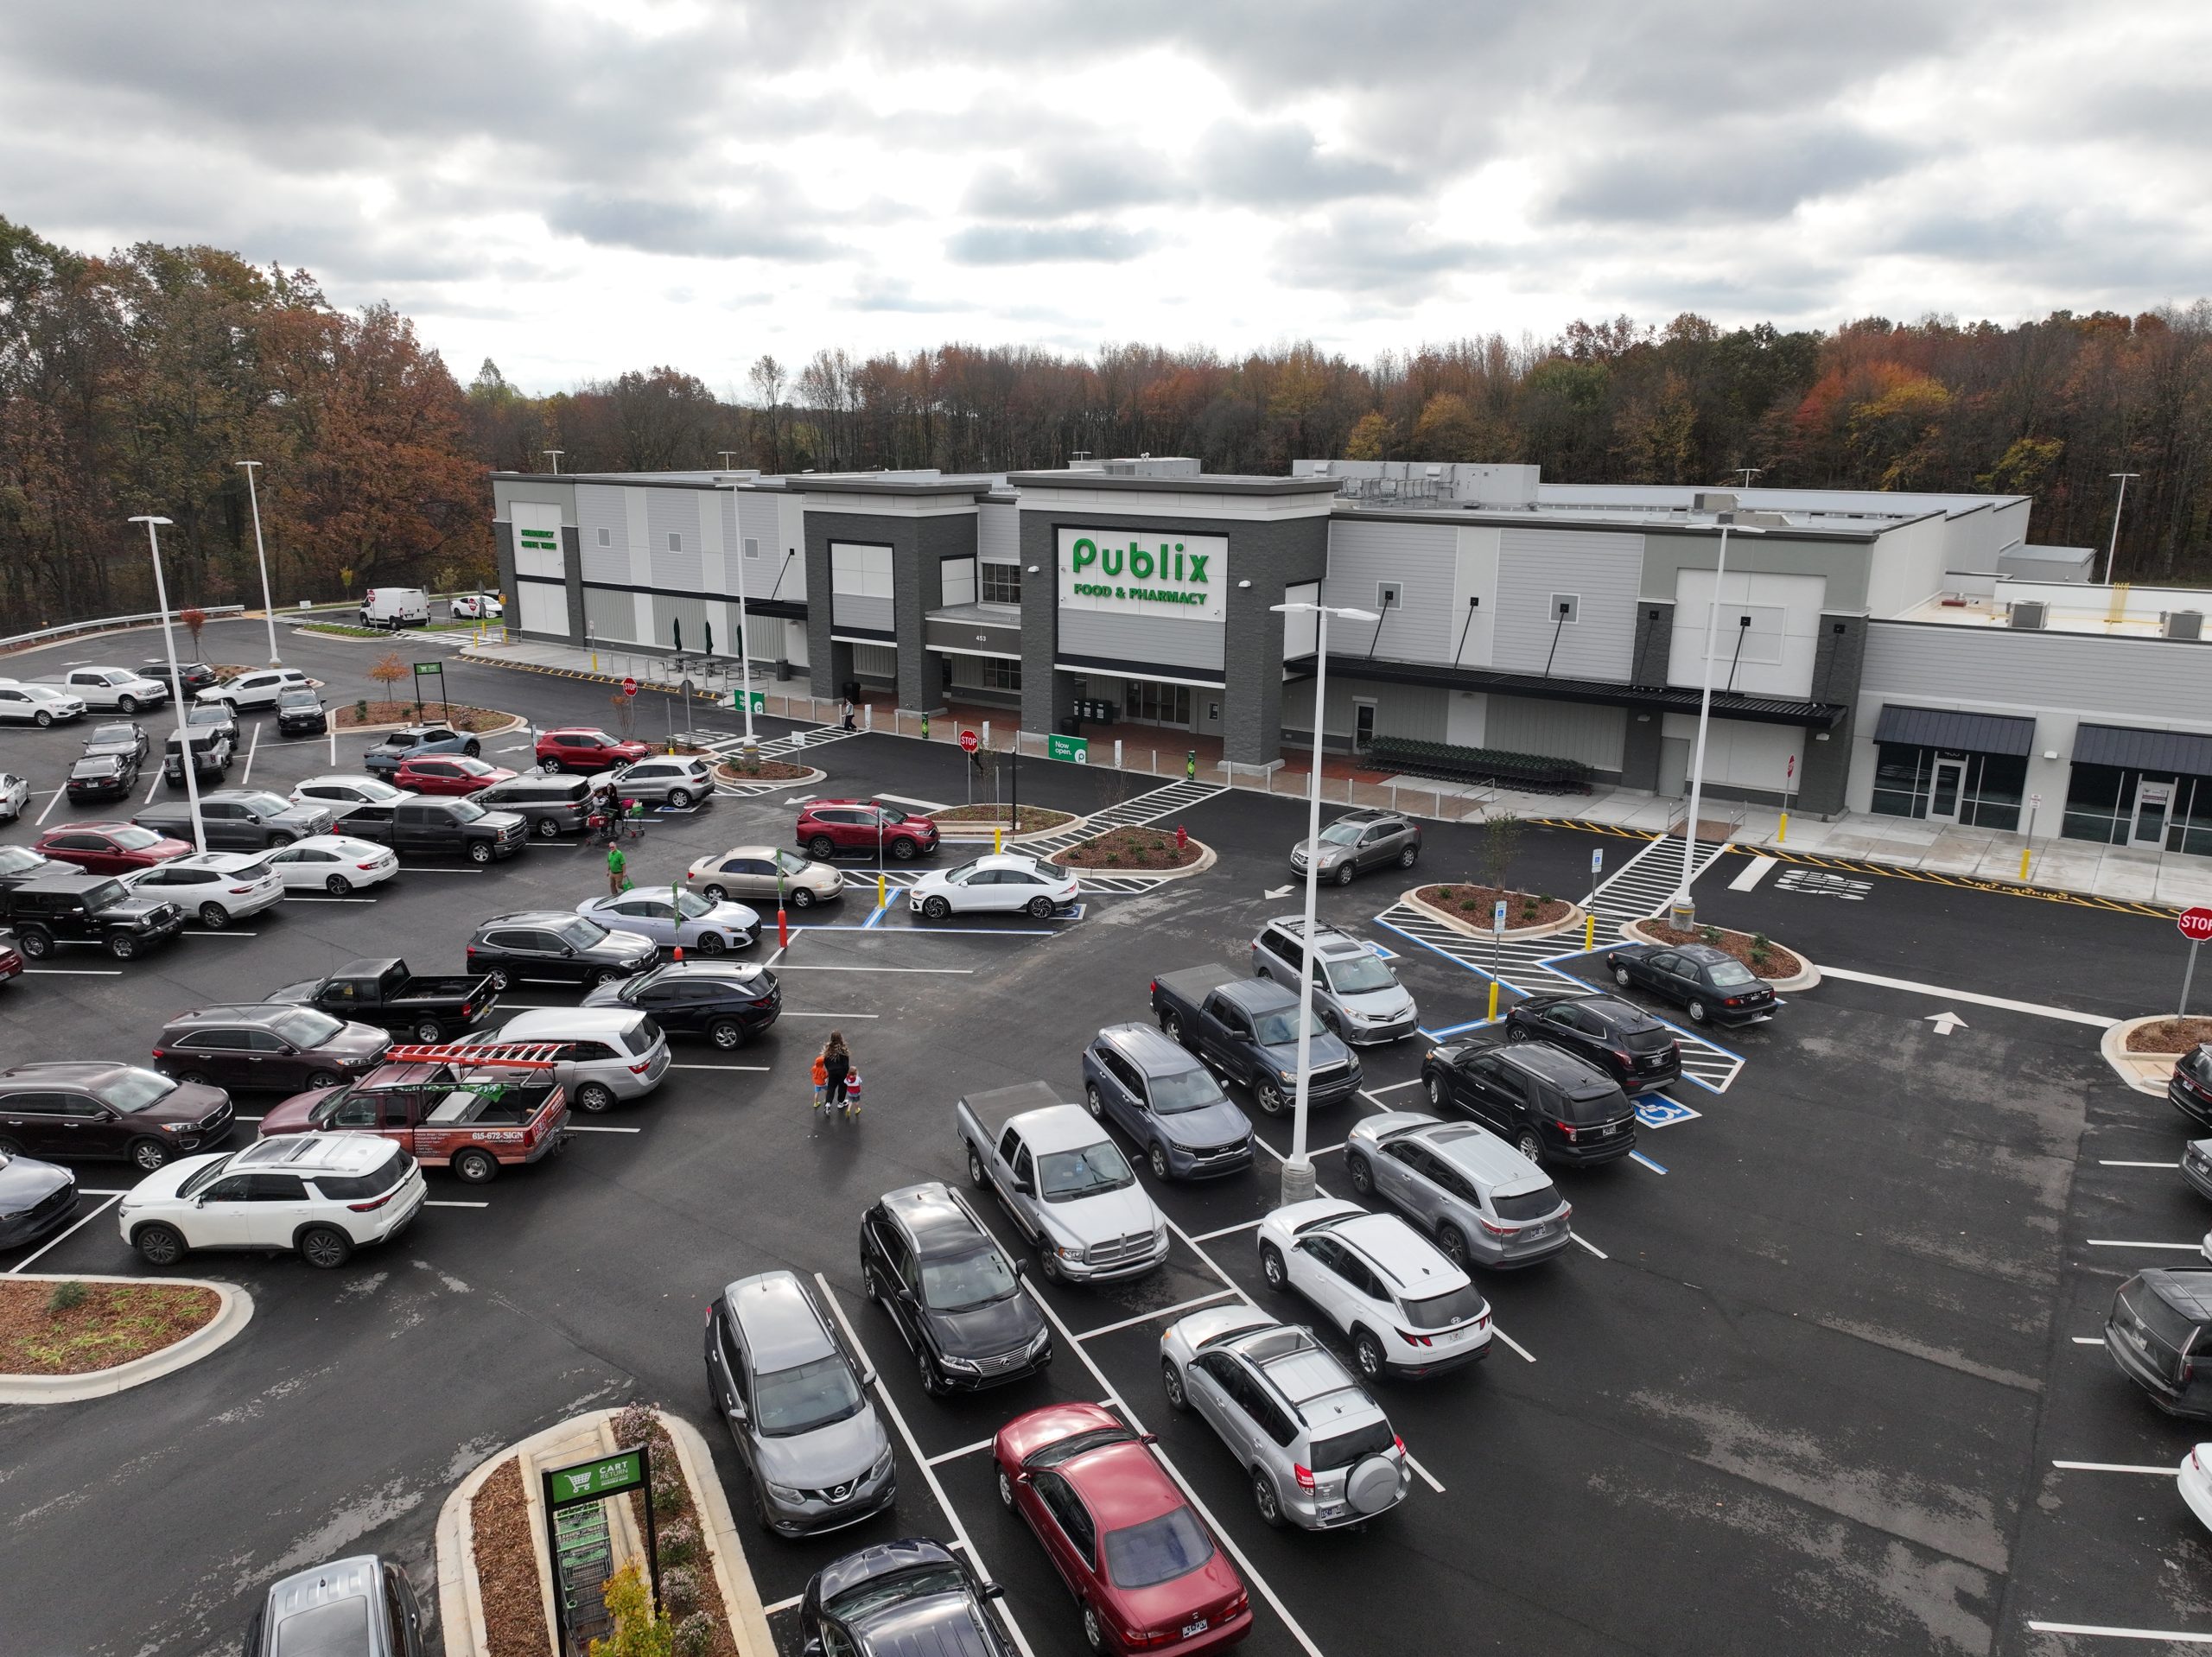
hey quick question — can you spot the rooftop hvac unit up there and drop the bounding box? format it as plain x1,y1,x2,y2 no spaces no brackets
1693,491,1738,514
2009,600,2047,630
2166,610,2204,641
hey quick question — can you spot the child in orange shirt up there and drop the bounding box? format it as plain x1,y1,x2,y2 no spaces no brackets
810,1053,828,1112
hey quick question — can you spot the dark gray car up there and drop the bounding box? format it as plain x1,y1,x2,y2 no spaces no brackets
704,1269,895,1537
1289,809,1421,886
137,789,334,850
1081,1023,1254,1181
245,1553,429,1657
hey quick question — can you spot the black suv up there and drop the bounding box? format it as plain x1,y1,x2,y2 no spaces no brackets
275,686,327,736
0,873,185,960
1504,993,1681,1094
142,660,219,698
470,773,594,838
1420,1038,1637,1167
465,911,657,989
859,1181,1050,1394
137,789,334,850
2170,1044,2212,1132
582,959,781,1049
2107,1270,2212,1419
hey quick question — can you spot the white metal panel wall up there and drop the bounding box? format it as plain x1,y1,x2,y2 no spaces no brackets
778,495,808,600
1667,568,1826,699
512,503,567,577
1492,529,1642,680
977,501,1019,567
1863,513,1950,617
1484,695,1627,770
1320,519,1456,663
1450,526,1501,666
577,486,629,583
941,559,977,606
696,494,726,596
645,491,702,591
583,586,639,644
1283,676,1448,742
517,581,567,637
1661,713,1803,790
1863,620,2212,722
1281,582,1319,658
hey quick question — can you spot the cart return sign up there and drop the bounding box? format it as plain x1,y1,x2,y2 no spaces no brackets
1058,530,1227,625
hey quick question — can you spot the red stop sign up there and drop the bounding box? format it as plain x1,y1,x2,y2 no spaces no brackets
2182,906,2212,943
959,729,980,753
620,676,639,697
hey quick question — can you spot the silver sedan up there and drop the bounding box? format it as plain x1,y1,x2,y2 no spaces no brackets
574,885,760,954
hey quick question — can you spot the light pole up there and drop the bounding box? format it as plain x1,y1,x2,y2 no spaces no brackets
130,515,207,854
236,460,279,665
2105,472,2141,584
543,449,563,475
1672,517,1765,925
1269,598,1378,1205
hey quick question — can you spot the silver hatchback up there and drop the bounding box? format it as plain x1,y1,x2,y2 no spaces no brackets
1343,1111,1573,1270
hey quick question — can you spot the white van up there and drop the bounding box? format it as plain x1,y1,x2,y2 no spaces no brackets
359,587,430,628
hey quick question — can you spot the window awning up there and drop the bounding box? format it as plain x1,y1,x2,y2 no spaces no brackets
2073,723,2212,777
1872,704,2037,757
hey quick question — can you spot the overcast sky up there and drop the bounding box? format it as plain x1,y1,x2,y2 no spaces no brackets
4,0,2206,392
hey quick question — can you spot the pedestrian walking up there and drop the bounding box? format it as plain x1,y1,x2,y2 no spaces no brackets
819,1031,854,1116
841,699,857,733
810,1051,828,1114
606,839,627,897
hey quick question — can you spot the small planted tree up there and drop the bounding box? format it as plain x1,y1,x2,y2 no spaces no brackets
368,650,408,716
1473,811,1522,898
181,606,207,657
591,1563,671,1657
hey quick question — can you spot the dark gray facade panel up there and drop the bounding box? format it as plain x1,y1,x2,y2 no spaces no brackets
1872,704,2037,756
1799,714,1850,816
907,515,977,713
563,527,585,643
1619,710,1662,791
925,616,1022,657
1809,613,1867,709
1632,601,1673,685
2073,724,2212,775
493,519,519,630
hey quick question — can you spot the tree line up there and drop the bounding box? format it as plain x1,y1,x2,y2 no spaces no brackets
6,210,2210,640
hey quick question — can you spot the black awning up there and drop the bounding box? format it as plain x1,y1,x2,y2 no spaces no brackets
1872,704,2037,757
2074,723,2212,777
1296,655,1845,729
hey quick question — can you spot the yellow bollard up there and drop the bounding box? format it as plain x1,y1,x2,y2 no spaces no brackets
877,872,887,910
1777,809,1789,844
995,826,1002,854
1487,978,1500,1021
2020,844,2032,882
1585,911,1595,950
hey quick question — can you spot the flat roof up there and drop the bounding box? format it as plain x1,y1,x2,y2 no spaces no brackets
1006,470,1344,497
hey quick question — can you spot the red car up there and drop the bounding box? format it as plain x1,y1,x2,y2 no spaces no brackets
34,822,192,873
535,727,651,772
795,799,940,862
0,936,22,985
995,1403,1251,1655
391,755,517,795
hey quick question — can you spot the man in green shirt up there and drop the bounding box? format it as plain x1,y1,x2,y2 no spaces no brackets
607,842,627,897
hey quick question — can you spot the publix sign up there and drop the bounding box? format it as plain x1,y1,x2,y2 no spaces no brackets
1057,529,1226,625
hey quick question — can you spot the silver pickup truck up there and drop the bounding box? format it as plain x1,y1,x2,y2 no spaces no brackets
955,1081,1169,1286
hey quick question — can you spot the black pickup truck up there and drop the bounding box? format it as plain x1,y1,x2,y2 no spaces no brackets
1147,965,1363,1117
0,873,186,961
265,956,499,1044
329,797,526,865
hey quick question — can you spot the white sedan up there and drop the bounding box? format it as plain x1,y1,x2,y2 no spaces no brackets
260,835,399,896
575,886,760,953
0,771,27,822
450,594,504,619
908,854,1080,921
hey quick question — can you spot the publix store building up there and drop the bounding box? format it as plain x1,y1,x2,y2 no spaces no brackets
491,456,2212,851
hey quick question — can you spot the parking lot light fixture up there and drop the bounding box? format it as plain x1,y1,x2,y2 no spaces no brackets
1673,517,1764,926
130,514,207,854
236,461,280,667
1269,599,1378,1206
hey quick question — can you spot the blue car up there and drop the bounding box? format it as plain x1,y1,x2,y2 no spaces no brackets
361,724,481,778
1080,1021,1255,1181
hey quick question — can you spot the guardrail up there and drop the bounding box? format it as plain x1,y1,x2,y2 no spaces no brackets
0,604,247,656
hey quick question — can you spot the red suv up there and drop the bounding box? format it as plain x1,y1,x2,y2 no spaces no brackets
536,728,652,772
35,822,192,873
795,800,939,861
391,756,517,795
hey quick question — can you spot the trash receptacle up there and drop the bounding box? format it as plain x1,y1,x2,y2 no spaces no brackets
1058,717,1082,737
842,679,861,705
774,657,791,682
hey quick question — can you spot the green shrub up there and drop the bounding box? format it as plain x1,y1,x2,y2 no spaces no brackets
1700,925,1720,945
47,1280,87,1313
671,1613,715,1657
658,1565,700,1621
353,698,369,721
656,1517,700,1568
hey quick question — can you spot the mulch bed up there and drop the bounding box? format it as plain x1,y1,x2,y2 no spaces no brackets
471,1457,551,1657
712,756,814,783
1058,826,1203,869
614,1402,740,1657
0,1279,219,1375
333,700,512,733
1417,883,1574,930
932,804,1077,833
1637,919,1804,981
2129,1017,2212,1054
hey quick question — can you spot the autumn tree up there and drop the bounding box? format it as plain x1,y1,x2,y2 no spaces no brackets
1344,410,1393,460
367,649,407,713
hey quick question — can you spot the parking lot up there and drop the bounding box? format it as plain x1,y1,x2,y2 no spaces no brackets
3,614,2209,1656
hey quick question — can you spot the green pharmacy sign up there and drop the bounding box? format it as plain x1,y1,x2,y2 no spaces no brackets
518,527,559,556
1057,529,1228,625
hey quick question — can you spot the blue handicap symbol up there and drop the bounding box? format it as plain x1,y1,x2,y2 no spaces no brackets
1635,1095,1703,1129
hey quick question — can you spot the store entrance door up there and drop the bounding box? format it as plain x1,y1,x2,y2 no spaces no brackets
1929,758,1967,823
2132,777,2176,848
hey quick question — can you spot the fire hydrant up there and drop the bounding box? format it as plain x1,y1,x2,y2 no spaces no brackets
1175,822,1189,851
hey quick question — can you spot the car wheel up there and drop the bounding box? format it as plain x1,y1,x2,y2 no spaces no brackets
922,895,951,921
889,838,917,861
1612,964,1633,988
575,1082,617,1114
1255,1077,1287,1115
1336,862,1355,886
696,932,727,956
1345,1152,1374,1195
535,816,561,839
33,709,50,727
709,1019,747,1051
463,740,480,758
1160,1009,1182,1042
1353,1330,1386,1381
967,1145,989,1189
177,1071,212,1087
486,967,512,991
1515,1127,1546,1165
1321,1009,1342,1037
1253,1468,1286,1529
134,1222,187,1267
129,1137,172,1173
1437,1224,1471,1270
1027,895,1055,918
1398,843,1418,867
862,1261,885,1305
997,1467,1016,1511
118,695,139,714
1261,1243,1287,1292
1148,1141,1170,1180
1037,1242,1064,1283
1504,1023,1529,1042
467,841,493,866
541,759,561,776
701,882,727,902
325,874,352,896
415,1019,445,1044
1081,1604,1105,1654
268,831,294,848
306,1070,342,1090
790,887,816,909
809,835,836,860
453,1148,499,1184
592,968,623,987
1424,1076,1448,1113
1161,1358,1189,1412
1084,1083,1105,1119
298,1225,353,1269
108,932,137,960
667,788,693,809
1687,998,1711,1024
751,1478,774,1533
0,1136,19,1158
918,1348,943,1397
16,928,50,959
198,902,231,930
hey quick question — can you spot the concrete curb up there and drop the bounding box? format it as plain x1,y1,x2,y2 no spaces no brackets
1618,917,1821,992
435,1406,775,1657
2101,1017,2196,1097
933,810,1083,845
1401,886,1589,942
0,1275,251,1404
1062,836,1217,883
331,710,528,740
712,763,827,790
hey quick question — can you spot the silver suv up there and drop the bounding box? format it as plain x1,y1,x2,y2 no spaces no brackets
1344,1112,1573,1271
1160,1305,1409,1530
1250,917,1418,1044
604,753,716,809
461,1006,670,1114
1289,809,1420,885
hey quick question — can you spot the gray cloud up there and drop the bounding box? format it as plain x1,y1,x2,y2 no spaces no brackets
545,193,843,263
1274,208,1499,304
946,223,1161,264
1192,121,1414,206
1548,124,1921,225
964,149,1173,219
849,276,969,314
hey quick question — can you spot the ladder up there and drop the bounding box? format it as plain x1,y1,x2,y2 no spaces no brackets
380,1042,564,1069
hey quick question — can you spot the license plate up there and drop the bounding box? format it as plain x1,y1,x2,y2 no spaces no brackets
1183,1620,1209,1638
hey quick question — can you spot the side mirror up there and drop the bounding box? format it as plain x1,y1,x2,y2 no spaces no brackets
803,1641,824,1657
895,1286,916,1305
1140,1432,1159,1445
981,1583,1005,1601
1013,1178,1033,1197
1012,1260,1027,1279
726,1401,747,1424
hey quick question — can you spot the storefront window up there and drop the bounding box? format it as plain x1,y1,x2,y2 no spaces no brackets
980,563,1021,606
2173,778,2212,857
1871,743,1930,819
1124,682,1192,727
982,658,1020,690
1873,744,2026,830
2063,764,2130,845
1961,753,2026,832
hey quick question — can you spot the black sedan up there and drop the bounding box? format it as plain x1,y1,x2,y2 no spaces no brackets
582,960,780,1050
860,1182,1049,1394
66,753,139,804
1505,992,1681,1093
801,1538,1014,1657
83,721,150,766
0,1147,79,1251
1605,942,1777,1025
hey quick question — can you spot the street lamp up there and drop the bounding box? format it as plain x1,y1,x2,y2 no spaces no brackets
1269,598,1378,1206
733,525,758,759
130,515,207,854
1671,516,1765,925
236,460,279,666
2105,472,2141,584
543,449,563,475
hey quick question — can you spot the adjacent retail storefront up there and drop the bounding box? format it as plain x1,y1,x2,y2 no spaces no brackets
2062,725,2212,854
1867,705,2033,831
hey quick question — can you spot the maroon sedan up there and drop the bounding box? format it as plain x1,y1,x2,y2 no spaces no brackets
0,936,22,986
995,1402,1251,1655
391,755,517,796
34,821,192,873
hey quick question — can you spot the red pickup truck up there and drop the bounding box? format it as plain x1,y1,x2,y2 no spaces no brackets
259,1046,569,1184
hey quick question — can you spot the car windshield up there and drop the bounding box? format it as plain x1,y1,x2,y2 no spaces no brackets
753,1355,864,1436
1317,821,1365,847
920,1246,1018,1311
1149,1068,1226,1114
1037,1140,1135,1201
0,847,41,873
674,890,716,918
1102,1508,1213,1590
775,850,812,875
278,689,316,706
111,826,164,850
83,879,128,907
188,704,226,724
270,1009,346,1048
446,799,486,823
97,1069,177,1113
1325,955,1397,994
1707,958,1758,987
178,1154,234,1198
946,860,986,884
555,917,609,948
825,1564,970,1625
1401,1283,1486,1330
1251,1006,1328,1045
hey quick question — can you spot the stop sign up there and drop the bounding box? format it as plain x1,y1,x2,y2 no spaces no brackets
959,729,980,753
620,676,639,698
2182,906,2212,943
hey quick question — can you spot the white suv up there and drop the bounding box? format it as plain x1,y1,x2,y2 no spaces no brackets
118,1132,425,1269
458,1007,670,1114
198,668,312,712
0,682,86,726
1257,1198,1492,1381
55,666,169,713
121,852,286,929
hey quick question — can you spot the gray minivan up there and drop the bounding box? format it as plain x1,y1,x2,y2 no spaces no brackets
245,1554,429,1657
1080,1022,1254,1181
471,772,594,837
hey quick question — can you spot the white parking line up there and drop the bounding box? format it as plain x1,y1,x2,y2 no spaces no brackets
1365,1078,1424,1093
779,1011,881,1019
2101,1160,2179,1169
1190,1219,1265,1242
2052,1461,2177,1474
142,771,162,806
2073,1336,2105,1345
1569,1231,1608,1260
25,967,124,975
285,896,378,904
1491,1325,1536,1363
565,1124,642,1133
1727,854,1777,892
2086,1240,2202,1250
2028,1622,2212,1644
398,867,482,874
241,721,261,782
425,1200,491,1209
762,1594,804,1616
668,1063,772,1072
815,1276,1037,1657
1818,967,2117,1029
6,1195,121,1273
1075,1290,1241,1343
1404,1452,1445,1494
925,1437,997,1467
183,930,257,937
770,964,973,975
33,785,67,826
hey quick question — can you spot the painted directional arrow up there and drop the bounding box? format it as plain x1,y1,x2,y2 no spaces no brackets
1924,1011,1969,1035
1264,885,1294,899
784,794,817,805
